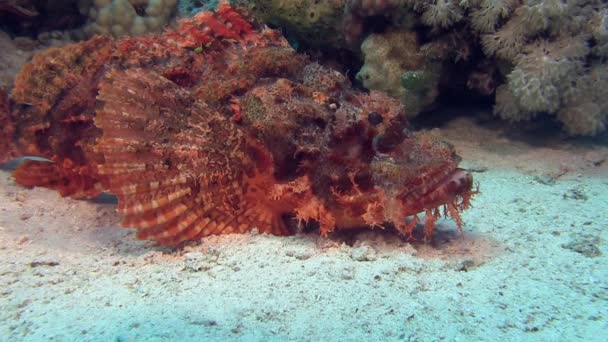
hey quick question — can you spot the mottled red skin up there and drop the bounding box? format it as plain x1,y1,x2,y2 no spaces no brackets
0,3,476,245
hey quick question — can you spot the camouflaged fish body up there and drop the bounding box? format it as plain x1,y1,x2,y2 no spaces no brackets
0,4,475,245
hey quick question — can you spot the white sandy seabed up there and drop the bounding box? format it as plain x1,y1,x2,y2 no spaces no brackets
0,117,607,341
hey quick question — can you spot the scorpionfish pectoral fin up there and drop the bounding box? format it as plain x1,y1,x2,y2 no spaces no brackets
94,69,295,246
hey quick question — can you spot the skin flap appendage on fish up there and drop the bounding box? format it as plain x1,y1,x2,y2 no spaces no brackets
0,3,477,246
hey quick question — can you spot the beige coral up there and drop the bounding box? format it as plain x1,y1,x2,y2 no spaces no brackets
355,29,442,117
77,0,177,38
356,30,419,100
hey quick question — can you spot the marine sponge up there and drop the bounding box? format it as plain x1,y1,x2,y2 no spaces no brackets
343,0,403,44
479,0,578,61
77,0,178,38
469,0,519,33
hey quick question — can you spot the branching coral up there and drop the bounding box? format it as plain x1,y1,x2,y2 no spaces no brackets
482,1,607,135
479,1,578,60
469,0,520,33
1,4,476,245
420,0,464,29
556,63,608,135
506,38,588,114
591,7,608,58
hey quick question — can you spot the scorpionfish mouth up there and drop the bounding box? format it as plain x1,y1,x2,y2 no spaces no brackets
399,168,476,239
414,168,474,210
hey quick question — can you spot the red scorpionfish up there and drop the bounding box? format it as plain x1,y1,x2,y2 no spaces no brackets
0,3,476,246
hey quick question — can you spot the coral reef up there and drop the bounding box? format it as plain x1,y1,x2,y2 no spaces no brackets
254,0,607,135
1,4,475,245
77,0,178,38
484,2,608,135
358,0,608,134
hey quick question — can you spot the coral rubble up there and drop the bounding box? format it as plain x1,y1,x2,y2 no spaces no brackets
1,4,475,245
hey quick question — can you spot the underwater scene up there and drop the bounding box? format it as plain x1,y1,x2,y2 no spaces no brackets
0,0,607,340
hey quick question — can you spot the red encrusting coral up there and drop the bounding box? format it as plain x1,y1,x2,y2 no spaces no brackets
1,3,477,245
